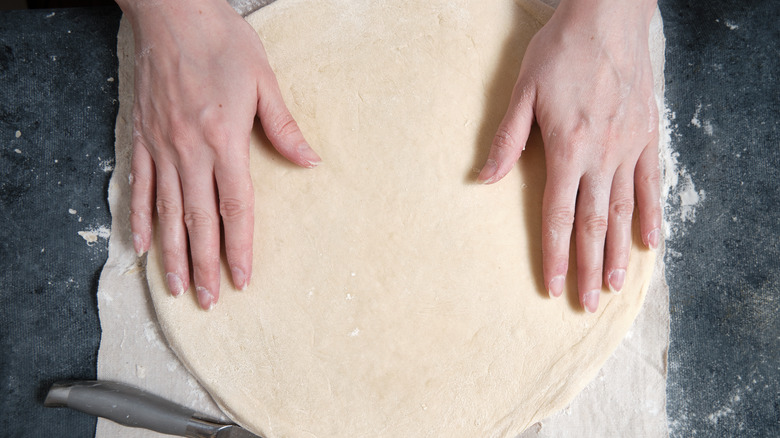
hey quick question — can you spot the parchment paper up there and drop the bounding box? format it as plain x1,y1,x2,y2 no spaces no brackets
96,2,669,436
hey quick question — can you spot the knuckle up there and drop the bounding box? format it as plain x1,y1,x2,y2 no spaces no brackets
544,207,575,231
638,166,661,188
129,167,151,190
183,208,216,231
202,120,230,148
167,120,195,155
129,206,152,224
219,197,252,221
580,213,609,236
582,265,603,280
192,256,220,280
161,247,185,266
492,126,516,154
269,113,300,140
156,197,182,220
610,198,636,220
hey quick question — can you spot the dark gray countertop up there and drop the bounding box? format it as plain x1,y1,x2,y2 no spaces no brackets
0,1,777,436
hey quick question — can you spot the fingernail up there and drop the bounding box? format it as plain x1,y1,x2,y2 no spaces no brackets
548,275,565,298
478,158,498,184
608,269,626,294
231,266,247,291
298,143,321,168
132,233,144,256
647,228,661,250
196,286,216,311
166,273,184,297
583,290,600,314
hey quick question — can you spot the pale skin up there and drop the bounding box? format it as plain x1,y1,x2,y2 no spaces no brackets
117,0,321,310
119,0,661,312
478,0,662,312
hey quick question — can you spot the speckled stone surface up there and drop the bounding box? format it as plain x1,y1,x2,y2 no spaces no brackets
662,0,779,436
0,1,777,436
0,7,120,437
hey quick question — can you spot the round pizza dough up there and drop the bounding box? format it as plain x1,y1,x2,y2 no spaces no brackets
147,0,657,436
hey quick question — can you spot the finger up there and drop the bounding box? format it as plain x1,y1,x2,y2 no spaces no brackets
180,164,221,310
575,173,611,313
257,68,321,168
478,81,536,184
541,165,579,299
603,165,635,294
215,149,254,291
129,139,155,256
155,161,190,297
635,136,662,250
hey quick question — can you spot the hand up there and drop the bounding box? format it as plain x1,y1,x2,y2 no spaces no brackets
119,0,321,310
478,0,661,313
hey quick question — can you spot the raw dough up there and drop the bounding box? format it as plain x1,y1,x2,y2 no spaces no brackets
147,0,657,436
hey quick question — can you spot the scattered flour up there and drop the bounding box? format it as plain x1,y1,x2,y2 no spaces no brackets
99,157,115,173
78,225,111,246
690,102,714,135
678,173,705,223
690,103,702,128
15,130,21,138
703,120,714,136
661,105,706,239
707,391,742,425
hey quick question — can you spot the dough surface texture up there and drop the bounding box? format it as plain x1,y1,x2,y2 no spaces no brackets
147,0,657,436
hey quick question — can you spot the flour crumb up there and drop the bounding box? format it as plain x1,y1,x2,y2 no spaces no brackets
724,20,739,30
679,174,706,223
99,157,115,173
690,103,702,128
107,77,115,82
45,11,55,18
68,208,77,215
78,225,111,245
14,149,21,154
135,364,147,379
703,120,714,136
349,328,360,337
15,130,21,138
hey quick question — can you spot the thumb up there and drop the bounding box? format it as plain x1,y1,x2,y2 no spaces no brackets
478,79,535,184
257,69,321,168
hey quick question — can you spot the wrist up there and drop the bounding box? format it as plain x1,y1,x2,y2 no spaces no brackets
115,0,230,26
556,0,657,29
